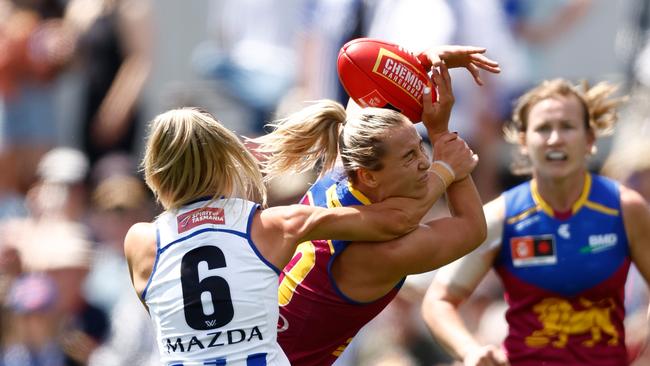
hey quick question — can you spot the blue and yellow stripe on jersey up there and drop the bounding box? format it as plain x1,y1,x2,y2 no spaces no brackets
302,170,372,254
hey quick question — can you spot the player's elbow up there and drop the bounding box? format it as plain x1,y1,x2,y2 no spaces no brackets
280,205,314,243
421,282,464,322
421,286,450,326
421,295,443,326
384,208,421,237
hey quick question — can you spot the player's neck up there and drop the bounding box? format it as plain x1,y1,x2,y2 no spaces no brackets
533,171,587,213
352,182,381,203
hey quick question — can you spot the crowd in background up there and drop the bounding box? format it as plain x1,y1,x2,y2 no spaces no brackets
0,0,649,365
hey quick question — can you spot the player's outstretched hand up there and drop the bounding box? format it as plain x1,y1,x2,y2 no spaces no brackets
418,45,500,86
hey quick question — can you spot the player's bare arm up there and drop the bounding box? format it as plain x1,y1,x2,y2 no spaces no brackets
252,200,435,269
422,196,508,365
124,222,157,305
622,185,650,285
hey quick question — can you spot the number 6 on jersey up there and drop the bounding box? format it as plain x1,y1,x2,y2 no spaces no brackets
181,246,234,330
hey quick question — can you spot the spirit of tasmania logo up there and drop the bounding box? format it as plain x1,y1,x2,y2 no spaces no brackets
371,48,427,104
177,207,225,233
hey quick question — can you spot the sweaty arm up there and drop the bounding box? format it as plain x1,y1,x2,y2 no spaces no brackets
252,195,446,270
422,196,508,365
382,173,488,277
335,169,487,302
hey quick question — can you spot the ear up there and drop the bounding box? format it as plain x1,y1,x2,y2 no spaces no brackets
518,132,528,156
355,168,379,188
586,129,596,155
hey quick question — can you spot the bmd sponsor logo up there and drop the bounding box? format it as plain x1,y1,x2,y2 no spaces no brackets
580,233,618,254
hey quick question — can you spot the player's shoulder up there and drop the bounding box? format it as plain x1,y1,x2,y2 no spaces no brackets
124,222,156,257
127,222,156,239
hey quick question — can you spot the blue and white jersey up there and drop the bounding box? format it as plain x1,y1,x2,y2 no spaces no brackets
143,197,289,366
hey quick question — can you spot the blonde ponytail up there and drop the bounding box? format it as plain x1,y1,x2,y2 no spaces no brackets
253,100,346,181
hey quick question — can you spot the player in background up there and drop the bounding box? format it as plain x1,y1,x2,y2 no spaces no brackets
422,79,650,366
253,46,499,365
124,107,447,365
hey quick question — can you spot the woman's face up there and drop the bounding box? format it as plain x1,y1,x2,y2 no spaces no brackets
370,122,431,200
521,95,594,180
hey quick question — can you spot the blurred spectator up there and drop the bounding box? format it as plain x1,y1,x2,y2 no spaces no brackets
0,244,21,298
44,228,108,366
79,155,159,365
0,0,75,193
64,0,152,164
0,153,27,221
287,0,367,105
502,0,592,85
86,288,158,366
85,173,151,310
29,147,89,221
2,273,64,366
617,0,650,91
0,148,91,276
0,244,23,361
192,0,304,134
0,146,109,365
87,151,138,186
0,216,108,365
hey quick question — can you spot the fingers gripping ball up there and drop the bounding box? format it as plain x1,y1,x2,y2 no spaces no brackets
337,38,436,122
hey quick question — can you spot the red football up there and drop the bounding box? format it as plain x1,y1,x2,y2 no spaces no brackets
337,38,435,122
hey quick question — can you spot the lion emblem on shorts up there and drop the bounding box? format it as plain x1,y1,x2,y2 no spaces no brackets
525,297,619,348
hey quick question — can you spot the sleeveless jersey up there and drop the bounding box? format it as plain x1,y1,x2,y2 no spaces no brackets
277,171,403,366
142,197,290,366
495,174,630,366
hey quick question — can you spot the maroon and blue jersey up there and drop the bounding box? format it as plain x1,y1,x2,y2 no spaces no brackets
277,170,403,366
496,173,630,365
